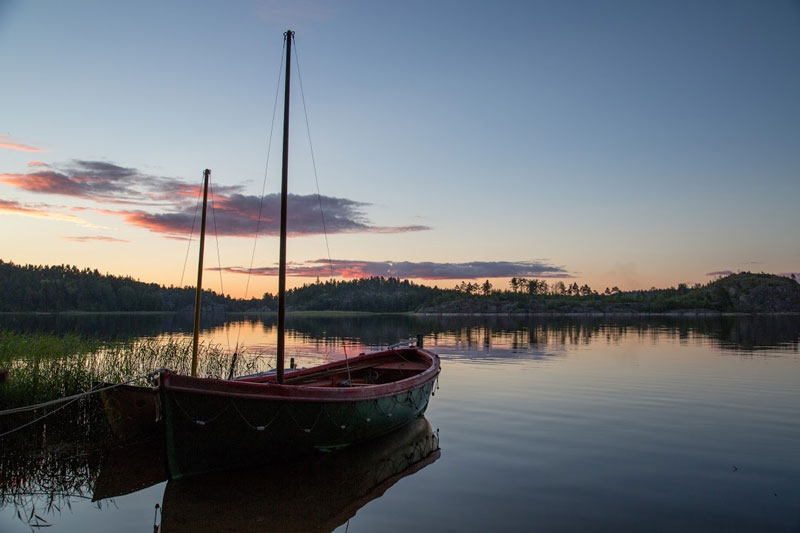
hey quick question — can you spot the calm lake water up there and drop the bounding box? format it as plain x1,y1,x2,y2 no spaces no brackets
1,314,799,531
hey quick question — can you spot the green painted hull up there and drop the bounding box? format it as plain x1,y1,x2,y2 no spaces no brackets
161,349,439,479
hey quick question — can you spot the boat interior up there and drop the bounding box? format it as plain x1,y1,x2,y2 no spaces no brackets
244,349,432,388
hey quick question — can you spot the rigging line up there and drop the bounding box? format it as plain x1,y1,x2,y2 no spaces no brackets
293,40,335,279
342,342,352,386
235,38,286,352
179,173,205,289
208,179,231,352
171,171,205,344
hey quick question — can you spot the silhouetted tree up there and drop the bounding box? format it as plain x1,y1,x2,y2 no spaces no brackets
482,280,492,295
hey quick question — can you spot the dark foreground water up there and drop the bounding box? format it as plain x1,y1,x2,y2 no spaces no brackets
1,315,799,531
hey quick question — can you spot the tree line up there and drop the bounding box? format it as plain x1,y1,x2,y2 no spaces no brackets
0,261,259,313
1,260,797,314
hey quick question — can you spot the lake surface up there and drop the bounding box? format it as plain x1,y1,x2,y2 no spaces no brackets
1,314,799,531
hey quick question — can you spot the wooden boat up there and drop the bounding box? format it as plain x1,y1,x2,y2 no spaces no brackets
160,347,438,478
156,30,440,479
99,383,160,442
160,417,440,532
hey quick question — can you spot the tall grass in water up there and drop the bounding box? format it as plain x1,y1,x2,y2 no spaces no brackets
95,336,264,388
0,330,263,526
0,331,262,408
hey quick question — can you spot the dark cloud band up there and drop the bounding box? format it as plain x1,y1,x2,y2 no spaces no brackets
213,259,570,280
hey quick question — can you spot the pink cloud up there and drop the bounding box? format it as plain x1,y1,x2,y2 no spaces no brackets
0,135,45,153
28,160,49,167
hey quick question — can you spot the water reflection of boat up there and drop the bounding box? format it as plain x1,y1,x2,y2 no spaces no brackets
160,417,440,532
91,437,166,501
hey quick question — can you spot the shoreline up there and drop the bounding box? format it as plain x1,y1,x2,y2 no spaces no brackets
2,310,799,318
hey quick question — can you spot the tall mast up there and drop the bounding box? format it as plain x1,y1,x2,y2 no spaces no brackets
276,30,293,384
191,168,211,377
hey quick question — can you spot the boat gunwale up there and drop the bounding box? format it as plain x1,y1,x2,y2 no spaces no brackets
159,348,440,403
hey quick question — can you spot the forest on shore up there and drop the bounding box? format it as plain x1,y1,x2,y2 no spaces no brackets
1,260,798,314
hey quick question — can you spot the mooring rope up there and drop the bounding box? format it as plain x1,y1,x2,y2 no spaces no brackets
0,370,163,417
0,369,166,438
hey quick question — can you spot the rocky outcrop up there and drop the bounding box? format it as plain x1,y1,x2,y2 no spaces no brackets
711,273,800,312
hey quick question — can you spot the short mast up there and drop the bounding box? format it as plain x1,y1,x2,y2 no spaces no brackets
191,168,211,378
276,30,293,384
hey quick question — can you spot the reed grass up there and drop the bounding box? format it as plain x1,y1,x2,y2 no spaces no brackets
0,331,267,528
0,330,263,408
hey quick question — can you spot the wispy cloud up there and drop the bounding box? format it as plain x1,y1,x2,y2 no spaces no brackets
706,270,734,277
1,159,429,238
28,160,49,167
213,259,570,280
63,235,129,243
0,135,45,153
0,199,95,227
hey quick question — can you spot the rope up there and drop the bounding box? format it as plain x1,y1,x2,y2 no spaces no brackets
293,40,335,279
342,343,352,386
179,173,205,288
236,37,286,353
0,369,165,438
230,400,282,431
171,392,231,426
0,370,162,417
208,179,231,352
284,403,323,433
0,392,83,438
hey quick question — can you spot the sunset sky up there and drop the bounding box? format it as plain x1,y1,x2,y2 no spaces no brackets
1,0,799,298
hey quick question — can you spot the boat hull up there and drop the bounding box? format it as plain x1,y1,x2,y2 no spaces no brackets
159,348,439,479
99,383,160,442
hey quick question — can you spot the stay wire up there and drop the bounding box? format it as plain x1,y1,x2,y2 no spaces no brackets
235,38,286,355
169,170,205,344
208,179,231,352
179,172,206,288
293,40,335,279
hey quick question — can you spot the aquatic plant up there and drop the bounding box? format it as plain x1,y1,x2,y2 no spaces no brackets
0,332,264,409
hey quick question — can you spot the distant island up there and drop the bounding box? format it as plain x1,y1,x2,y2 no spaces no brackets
0,260,798,315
